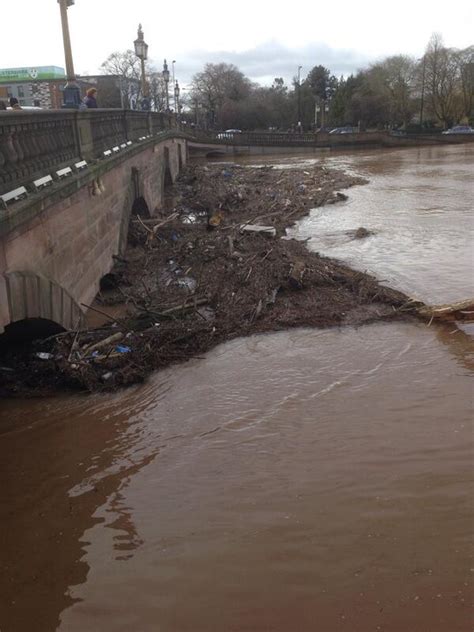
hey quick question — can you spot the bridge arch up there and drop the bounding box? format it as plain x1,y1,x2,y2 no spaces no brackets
3,271,84,332
131,196,151,217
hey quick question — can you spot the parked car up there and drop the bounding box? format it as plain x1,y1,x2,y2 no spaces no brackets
329,126,355,134
217,129,242,139
390,129,407,136
442,125,474,134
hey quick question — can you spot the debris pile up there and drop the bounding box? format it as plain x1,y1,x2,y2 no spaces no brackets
1,163,421,397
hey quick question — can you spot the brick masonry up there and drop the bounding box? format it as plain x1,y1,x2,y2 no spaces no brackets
0,136,186,333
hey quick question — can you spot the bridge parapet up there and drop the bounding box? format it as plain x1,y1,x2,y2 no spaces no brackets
0,110,176,197
189,129,474,152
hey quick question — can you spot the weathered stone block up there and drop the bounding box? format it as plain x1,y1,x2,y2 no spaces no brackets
24,273,40,319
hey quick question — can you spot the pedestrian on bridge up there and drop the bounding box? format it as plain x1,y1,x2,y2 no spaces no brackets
9,97,22,110
83,88,98,109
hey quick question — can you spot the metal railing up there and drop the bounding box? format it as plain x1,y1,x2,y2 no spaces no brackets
0,109,177,196
190,129,385,147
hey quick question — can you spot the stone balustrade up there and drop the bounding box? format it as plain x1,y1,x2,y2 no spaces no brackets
191,129,383,146
191,129,474,150
0,110,176,196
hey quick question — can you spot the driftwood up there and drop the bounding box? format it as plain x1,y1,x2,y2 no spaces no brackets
240,224,277,237
81,332,124,356
135,213,180,242
289,260,306,289
160,298,208,316
417,298,474,323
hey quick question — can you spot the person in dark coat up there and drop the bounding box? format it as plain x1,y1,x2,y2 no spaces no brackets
9,97,22,110
0,100,7,110
83,88,98,109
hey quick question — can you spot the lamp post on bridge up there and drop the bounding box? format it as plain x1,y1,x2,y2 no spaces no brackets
174,80,180,122
134,24,150,110
57,0,81,108
162,60,170,112
172,60,176,110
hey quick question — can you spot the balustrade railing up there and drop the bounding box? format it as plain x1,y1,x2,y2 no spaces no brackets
0,111,78,193
87,110,127,155
0,109,177,196
192,130,320,145
190,129,387,146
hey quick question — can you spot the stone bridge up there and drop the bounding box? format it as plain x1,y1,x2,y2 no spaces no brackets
0,110,188,334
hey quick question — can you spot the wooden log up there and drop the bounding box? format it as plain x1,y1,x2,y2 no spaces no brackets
417,298,474,322
81,332,124,356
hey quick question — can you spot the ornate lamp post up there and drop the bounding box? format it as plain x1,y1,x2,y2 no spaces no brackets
162,59,170,111
57,0,81,108
134,24,149,110
172,60,176,109
174,80,180,120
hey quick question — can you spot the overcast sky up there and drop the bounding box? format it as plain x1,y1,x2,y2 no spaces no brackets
3,0,473,87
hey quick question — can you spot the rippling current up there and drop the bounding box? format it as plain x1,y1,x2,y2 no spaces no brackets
0,145,473,632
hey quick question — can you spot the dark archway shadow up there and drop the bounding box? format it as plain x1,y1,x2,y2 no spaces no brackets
0,318,65,353
163,147,173,186
131,196,151,218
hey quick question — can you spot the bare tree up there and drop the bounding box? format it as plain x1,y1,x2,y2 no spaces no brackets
457,46,474,121
191,63,252,127
101,50,142,108
424,34,463,127
367,55,417,127
148,70,167,112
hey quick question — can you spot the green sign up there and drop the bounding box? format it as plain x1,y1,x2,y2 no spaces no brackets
0,66,66,83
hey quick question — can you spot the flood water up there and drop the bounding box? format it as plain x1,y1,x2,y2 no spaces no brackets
288,144,474,305
1,145,473,632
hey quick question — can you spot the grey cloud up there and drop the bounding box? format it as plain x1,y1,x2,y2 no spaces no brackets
152,40,375,87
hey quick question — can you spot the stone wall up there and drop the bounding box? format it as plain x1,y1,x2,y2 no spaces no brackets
0,135,187,333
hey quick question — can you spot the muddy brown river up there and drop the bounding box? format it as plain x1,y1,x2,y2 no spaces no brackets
1,145,473,632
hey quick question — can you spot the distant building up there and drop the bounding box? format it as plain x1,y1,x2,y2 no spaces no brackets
0,65,93,109
0,66,143,109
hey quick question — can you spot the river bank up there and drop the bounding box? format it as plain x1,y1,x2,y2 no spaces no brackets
0,162,417,397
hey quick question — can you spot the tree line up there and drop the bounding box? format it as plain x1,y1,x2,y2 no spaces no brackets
101,34,473,131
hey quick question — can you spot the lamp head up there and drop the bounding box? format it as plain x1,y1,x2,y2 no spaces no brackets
162,59,170,83
134,24,147,60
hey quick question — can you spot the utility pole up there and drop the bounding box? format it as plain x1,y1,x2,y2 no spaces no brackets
57,0,81,108
419,54,426,128
297,65,302,128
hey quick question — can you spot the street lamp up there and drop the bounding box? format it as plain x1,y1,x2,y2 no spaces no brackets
162,59,170,111
134,24,149,110
172,60,176,109
57,0,81,108
174,80,180,120
297,65,302,129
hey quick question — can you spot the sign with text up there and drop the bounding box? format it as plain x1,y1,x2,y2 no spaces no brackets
0,66,66,83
